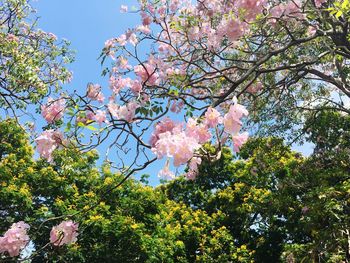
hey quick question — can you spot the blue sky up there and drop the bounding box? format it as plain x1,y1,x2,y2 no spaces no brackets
33,0,138,92
32,0,313,186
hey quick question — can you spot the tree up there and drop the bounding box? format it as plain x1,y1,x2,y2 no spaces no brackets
162,139,299,262
1,113,348,261
162,110,350,262
0,0,73,118
33,0,350,183
279,110,350,262
0,119,253,262
2,0,350,261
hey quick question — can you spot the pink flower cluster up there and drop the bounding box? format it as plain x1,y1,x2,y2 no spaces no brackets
158,159,175,180
223,101,250,152
269,1,305,21
41,97,65,123
149,117,180,147
87,83,105,102
50,220,79,247
185,157,202,180
223,102,249,134
108,101,139,122
134,63,159,86
116,30,138,47
109,76,132,94
151,100,249,180
0,222,30,257
152,129,201,167
232,132,249,153
236,0,267,21
86,110,107,125
185,118,211,144
0,220,79,258
103,0,270,127
204,107,222,128
35,130,64,162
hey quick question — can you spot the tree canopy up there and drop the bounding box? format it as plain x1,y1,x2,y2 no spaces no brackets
1,111,349,261
0,0,350,262
0,0,73,118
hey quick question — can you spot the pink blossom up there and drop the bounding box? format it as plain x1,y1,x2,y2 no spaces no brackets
47,32,57,41
301,206,309,214
130,80,143,94
107,102,119,118
232,132,249,152
158,159,175,180
129,33,138,46
185,118,211,144
41,97,65,123
7,34,18,43
284,1,304,18
140,93,150,106
158,6,166,16
247,83,262,94
189,157,202,171
204,107,222,128
170,0,180,12
146,4,155,14
87,83,105,102
104,39,114,49
307,26,317,36
35,130,64,162
141,12,152,26
269,4,284,20
150,117,210,166
118,56,131,70
188,26,200,41
0,221,30,257
158,43,171,53
217,18,247,43
120,5,128,13
236,0,266,21
117,34,127,46
170,100,184,113
223,102,249,134
50,220,78,246
152,131,200,166
86,110,107,125
109,76,131,94
185,157,202,180
137,25,151,35
149,117,179,147
134,64,158,85
207,29,222,50
108,101,138,122
270,1,304,20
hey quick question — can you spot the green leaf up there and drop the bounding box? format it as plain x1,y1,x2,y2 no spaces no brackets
86,125,98,131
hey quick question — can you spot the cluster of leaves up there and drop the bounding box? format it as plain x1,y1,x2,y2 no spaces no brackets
164,111,350,262
0,119,252,262
1,109,349,262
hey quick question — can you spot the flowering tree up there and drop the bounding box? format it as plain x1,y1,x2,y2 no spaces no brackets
0,0,73,119
3,0,350,259
36,0,350,183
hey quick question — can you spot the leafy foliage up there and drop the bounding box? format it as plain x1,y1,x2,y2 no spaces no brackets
0,0,73,116
1,111,349,261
